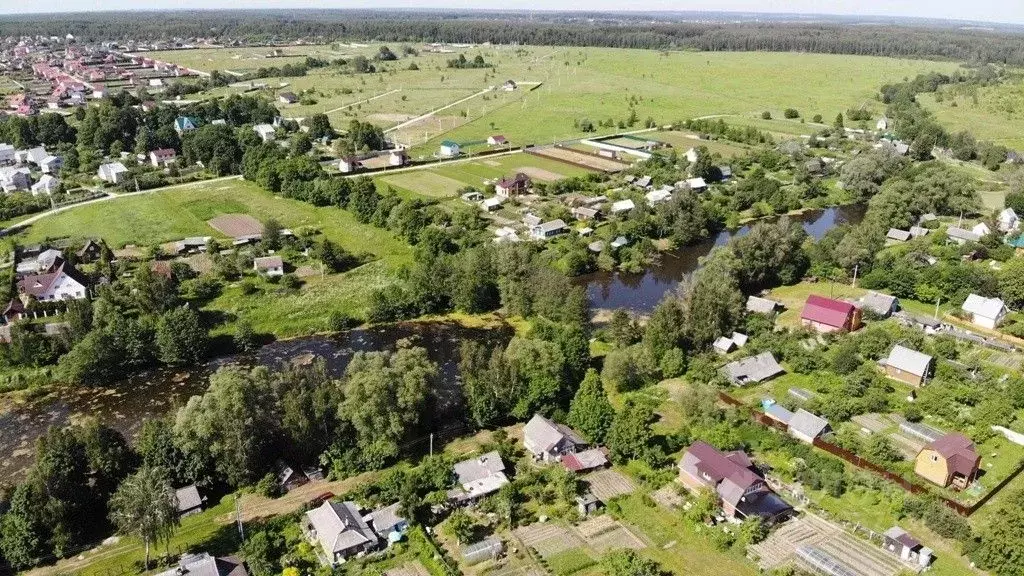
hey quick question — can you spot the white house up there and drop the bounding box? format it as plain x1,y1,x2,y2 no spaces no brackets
39,155,61,174
522,414,587,462
254,124,276,143
972,222,992,237
998,208,1019,233
30,174,59,195
0,166,31,192
387,149,407,167
961,294,1007,329
440,141,460,158
18,260,88,302
149,148,177,167
253,256,284,277
530,219,567,240
339,157,360,173
685,147,699,163
685,177,707,191
0,143,14,164
876,117,889,131
97,162,129,184
645,187,672,206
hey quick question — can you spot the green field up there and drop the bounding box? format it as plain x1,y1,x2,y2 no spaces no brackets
15,179,411,264
375,152,592,198
921,81,1024,151
649,130,751,158
141,43,378,74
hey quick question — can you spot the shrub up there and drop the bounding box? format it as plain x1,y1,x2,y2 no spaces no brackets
784,108,800,119
761,111,772,120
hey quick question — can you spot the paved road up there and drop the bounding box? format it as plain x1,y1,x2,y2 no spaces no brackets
2,174,243,236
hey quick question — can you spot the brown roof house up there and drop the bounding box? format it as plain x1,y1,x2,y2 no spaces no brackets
800,295,861,333
677,441,792,523
523,414,587,462
914,433,980,490
495,173,530,198
18,260,88,303
154,552,248,576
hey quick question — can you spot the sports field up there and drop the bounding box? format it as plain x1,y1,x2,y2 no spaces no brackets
375,152,591,198
14,179,412,265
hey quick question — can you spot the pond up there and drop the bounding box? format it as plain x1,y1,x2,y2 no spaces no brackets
0,321,510,482
580,205,866,314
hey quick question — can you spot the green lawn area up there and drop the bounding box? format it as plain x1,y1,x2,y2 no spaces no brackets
375,152,592,198
546,548,598,576
609,492,757,576
921,83,1024,151
16,179,412,265
205,260,398,338
142,44,375,74
648,130,751,158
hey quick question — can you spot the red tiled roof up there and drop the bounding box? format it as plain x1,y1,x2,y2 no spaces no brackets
686,441,761,490
800,295,855,328
929,433,980,478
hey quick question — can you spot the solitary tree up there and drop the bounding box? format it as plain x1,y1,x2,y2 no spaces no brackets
108,466,179,570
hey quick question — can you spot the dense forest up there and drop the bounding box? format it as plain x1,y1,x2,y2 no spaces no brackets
5,10,1024,65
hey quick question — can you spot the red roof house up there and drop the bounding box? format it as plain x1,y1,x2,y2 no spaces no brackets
800,295,861,333
678,441,792,522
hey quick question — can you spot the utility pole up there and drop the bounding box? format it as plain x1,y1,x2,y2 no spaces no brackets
235,497,245,542
934,297,941,320
851,264,859,288
429,433,434,457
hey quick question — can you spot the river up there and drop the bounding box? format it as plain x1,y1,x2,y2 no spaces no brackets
580,204,866,314
0,322,508,483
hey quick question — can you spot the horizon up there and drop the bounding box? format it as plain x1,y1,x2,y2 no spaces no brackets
2,4,1023,28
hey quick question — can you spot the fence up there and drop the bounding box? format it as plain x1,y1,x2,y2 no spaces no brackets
716,391,1024,517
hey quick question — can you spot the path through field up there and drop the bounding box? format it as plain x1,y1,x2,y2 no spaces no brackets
322,88,402,115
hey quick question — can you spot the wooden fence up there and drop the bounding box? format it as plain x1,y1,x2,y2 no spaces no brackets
716,391,1024,517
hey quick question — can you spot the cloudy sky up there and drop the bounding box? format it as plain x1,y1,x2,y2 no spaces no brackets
4,0,1024,26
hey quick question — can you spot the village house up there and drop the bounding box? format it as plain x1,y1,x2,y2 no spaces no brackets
722,352,784,386
800,295,862,333
18,260,88,302
154,552,248,576
0,143,14,164
338,157,360,173
495,173,530,197
175,484,204,517
883,527,933,568
883,344,934,387
0,166,31,192
481,197,504,212
529,219,567,240
97,161,128,184
31,174,59,195
174,236,211,255
571,206,600,221
1,299,26,324
149,148,177,167
278,92,298,104
961,293,1007,329
254,123,276,143
946,226,980,245
39,155,62,174
786,409,831,443
914,433,980,490
561,448,609,474
713,332,748,354
253,256,284,276
77,239,103,262
677,441,792,523
304,500,380,564
645,187,672,205
363,503,408,546
610,199,635,215
746,295,782,315
487,135,507,146
885,228,911,245
523,414,587,462
449,451,509,504
998,208,1019,233
685,177,707,191
858,291,899,318
439,141,460,158
174,116,200,134
972,222,991,237
909,225,931,238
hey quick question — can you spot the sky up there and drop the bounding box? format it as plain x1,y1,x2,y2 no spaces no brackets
4,0,1024,26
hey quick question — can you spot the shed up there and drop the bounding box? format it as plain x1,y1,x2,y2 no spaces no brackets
764,403,794,425
610,199,635,214
576,492,600,516
463,537,504,566
858,291,899,318
723,352,784,385
746,295,782,315
961,294,1007,329
883,344,933,387
787,409,831,443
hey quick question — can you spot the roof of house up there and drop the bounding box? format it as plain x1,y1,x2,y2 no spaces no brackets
454,451,506,485
561,448,609,472
886,228,911,241
680,441,761,500
925,433,980,478
176,484,202,512
859,291,898,315
723,352,784,384
534,219,567,234
611,199,635,213
764,403,794,424
306,500,377,555
634,176,651,187
489,135,507,142
441,140,459,148
497,173,529,188
713,336,736,353
788,409,830,439
364,502,405,535
946,227,981,242
154,553,248,576
686,177,707,189
19,261,87,298
962,294,1006,319
885,345,933,377
909,226,931,237
99,161,128,175
523,414,586,453
253,256,283,270
801,295,856,328
746,295,782,314
279,91,297,99
999,208,1018,222
150,148,176,158
883,526,921,550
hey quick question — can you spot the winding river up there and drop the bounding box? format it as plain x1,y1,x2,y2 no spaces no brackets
0,205,864,482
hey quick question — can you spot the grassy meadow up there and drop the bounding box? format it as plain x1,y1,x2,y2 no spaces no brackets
920,81,1024,150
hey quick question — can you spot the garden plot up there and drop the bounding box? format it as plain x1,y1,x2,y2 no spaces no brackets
650,484,685,509
584,469,637,502
516,166,565,182
850,413,893,434
749,513,903,576
887,432,926,460
384,561,431,576
575,516,646,552
207,213,264,238
531,147,630,173
514,523,584,558
379,171,467,198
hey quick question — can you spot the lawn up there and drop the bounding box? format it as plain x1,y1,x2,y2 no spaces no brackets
375,152,592,198
609,492,757,576
921,82,1024,151
648,130,751,158
15,179,412,265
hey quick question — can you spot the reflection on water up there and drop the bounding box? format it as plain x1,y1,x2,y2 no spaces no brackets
580,205,866,313
0,322,509,482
